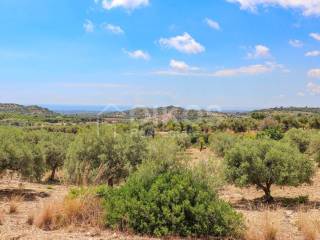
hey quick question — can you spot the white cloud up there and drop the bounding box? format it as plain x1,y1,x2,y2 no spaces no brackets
308,69,320,78
124,49,150,60
102,0,149,10
159,33,205,54
212,63,275,77
307,82,320,94
227,0,320,16
289,39,303,48
305,51,320,57
103,23,124,34
169,59,199,72
247,45,271,59
297,92,305,97
83,20,94,33
205,18,221,30
310,33,320,41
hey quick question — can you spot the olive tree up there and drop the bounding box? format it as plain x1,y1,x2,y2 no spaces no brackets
225,139,314,202
0,127,45,181
65,127,148,186
40,132,73,181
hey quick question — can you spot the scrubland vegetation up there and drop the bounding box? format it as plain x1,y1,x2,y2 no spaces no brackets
1,107,320,239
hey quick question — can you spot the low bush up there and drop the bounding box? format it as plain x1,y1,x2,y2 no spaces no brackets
99,164,244,238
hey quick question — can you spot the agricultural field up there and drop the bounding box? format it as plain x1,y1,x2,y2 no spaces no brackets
0,106,320,239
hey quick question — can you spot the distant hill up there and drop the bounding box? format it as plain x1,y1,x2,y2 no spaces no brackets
102,105,226,120
0,103,56,116
251,107,320,114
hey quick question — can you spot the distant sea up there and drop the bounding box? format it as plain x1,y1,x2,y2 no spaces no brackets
41,104,133,114
41,104,252,115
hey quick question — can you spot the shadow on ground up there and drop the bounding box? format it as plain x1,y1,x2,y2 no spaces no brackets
232,195,320,210
0,188,49,201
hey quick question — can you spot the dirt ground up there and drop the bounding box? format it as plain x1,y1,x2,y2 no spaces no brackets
0,149,320,239
0,179,158,240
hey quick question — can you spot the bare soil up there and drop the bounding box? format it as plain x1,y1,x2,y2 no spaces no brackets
1,149,320,239
0,179,158,240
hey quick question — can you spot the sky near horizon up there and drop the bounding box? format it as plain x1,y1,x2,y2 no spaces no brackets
0,0,320,109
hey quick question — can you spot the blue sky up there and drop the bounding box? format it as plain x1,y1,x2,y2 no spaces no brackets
0,0,320,109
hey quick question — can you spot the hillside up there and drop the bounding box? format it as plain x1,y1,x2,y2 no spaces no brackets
0,103,56,116
251,107,320,114
102,105,227,120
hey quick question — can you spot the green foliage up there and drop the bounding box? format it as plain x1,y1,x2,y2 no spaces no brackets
0,127,45,181
251,112,266,120
170,132,192,150
64,126,149,185
257,127,284,140
100,168,243,238
191,157,226,192
308,132,320,166
65,126,146,185
283,128,311,153
40,132,73,181
225,139,314,201
209,132,239,157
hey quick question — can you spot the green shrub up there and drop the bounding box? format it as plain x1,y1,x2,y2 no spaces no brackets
170,132,192,150
100,169,244,238
308,132,320,166
283,128,311,153
209,132,239,157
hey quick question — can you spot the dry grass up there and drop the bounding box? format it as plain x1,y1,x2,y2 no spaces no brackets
34,195,103,231
296,211,319,240
245,211,280,240
8,195,24,214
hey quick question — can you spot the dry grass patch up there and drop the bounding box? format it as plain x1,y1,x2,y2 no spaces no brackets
34,195,103,231
296,211,319,240
245,211,280,240
8,195,24,214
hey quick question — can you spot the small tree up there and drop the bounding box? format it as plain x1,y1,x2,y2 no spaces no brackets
225,139,314,202
41,132,72,182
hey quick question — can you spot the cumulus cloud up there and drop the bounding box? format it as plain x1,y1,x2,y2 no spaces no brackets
205,18,221,30
124,49,150,60
227,0,320,16
247,45,271,59
308,69,320,78
102,0,149,10
169,59,199,72
103,23,124,34
310,33,320,41
289,39,303,48
307,82,320,94
159,33,205,54
305,51,320,57
83,20,94,33
212,63,277,77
